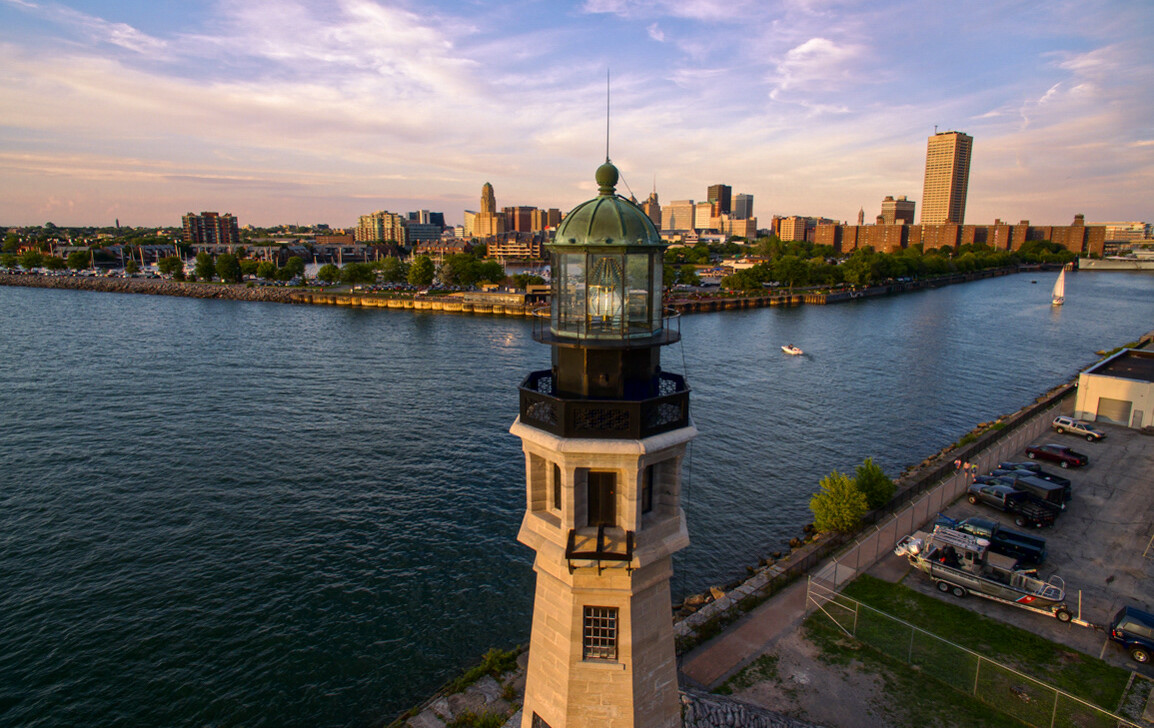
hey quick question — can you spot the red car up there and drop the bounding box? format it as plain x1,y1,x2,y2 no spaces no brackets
1025,443,1088,469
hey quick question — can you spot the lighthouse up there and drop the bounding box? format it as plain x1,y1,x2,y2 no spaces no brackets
512,161,696,728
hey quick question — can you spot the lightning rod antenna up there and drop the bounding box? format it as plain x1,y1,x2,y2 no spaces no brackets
606,69,611,163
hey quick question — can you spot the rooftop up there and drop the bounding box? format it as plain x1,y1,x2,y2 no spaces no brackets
1085,348,1154,383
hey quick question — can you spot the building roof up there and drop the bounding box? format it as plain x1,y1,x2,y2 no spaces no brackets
1085,349,1154,383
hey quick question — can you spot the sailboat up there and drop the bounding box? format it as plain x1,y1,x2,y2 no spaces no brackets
1051,268,1066,306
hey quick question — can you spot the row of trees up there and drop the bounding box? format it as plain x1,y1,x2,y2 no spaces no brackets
314,252,505,288
808,458,896,533
718,241,1076,292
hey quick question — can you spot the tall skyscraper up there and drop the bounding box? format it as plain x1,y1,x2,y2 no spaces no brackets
473,182,506,237
920,131,972,225
733,193,753,220
480,182,496,214
707,184,731,216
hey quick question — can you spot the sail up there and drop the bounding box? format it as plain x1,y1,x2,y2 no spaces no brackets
1052,269,1065,305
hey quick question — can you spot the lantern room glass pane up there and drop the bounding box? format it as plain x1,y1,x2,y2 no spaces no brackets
587,253,624,334
625,252,652,333
554,252,586,337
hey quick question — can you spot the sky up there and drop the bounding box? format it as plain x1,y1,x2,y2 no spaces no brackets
1,0,1152,229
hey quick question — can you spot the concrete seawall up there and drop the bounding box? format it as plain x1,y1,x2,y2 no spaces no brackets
2,266,1017,316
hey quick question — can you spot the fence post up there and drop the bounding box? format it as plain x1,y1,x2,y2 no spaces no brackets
1050,688,1059,728
908,626,915,664
852,600,859,636
973,657,981,696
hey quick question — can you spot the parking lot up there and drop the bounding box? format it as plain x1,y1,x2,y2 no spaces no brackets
891,412,1154,675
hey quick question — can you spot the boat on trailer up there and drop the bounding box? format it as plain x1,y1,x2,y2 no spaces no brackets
895,526,1072,621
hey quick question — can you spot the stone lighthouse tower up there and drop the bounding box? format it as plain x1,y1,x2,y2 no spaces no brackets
512,161,695,728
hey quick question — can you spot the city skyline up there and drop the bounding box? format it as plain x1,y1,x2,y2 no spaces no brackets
1,0,1152,229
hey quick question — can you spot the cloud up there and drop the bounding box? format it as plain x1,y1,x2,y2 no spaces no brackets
647,22,665,41
4,0,167,54
581,0,758,21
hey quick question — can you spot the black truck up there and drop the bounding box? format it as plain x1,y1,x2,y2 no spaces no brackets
935,514,1048,565
966,482,1062,528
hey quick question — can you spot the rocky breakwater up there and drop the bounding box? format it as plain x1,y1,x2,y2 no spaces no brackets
0,273,304,304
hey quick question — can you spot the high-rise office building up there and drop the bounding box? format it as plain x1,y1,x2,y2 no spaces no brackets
707,184,731,216
880,195,916,225
695,202,715,231
473,182,506,237
665,200,695,231
642,190,662,230
921,131,972,225
733,194,753,220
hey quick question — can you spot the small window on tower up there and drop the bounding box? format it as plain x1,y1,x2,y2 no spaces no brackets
642,465,655,514
552,464,562,511
582,606,618,661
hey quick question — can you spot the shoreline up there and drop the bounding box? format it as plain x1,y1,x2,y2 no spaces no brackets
1,266,1019,314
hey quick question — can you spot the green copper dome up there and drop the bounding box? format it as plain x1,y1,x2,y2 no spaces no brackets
553,162,662,247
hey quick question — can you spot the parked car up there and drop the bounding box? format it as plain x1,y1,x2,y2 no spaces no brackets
966,483,1061,527
1109,606,1154,663
1025,443,1088,469
1052,416,1106,442
934,514,1047,565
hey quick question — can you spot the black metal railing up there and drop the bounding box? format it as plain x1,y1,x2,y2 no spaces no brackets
519,370,690,439
565,526,634,574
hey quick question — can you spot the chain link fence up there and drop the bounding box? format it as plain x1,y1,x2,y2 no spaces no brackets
806,579,1151,728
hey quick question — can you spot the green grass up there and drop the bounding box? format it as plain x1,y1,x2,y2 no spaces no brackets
443,647,520,695
838,575,1131,710
804,611,1028,728
715,654,779,695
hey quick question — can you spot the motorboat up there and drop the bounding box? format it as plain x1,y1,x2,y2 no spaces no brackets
781,345,803,356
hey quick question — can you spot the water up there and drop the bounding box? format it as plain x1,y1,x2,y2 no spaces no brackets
1,271,1151,726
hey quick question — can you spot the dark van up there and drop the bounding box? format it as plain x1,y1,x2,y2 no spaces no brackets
1109,606,1154,663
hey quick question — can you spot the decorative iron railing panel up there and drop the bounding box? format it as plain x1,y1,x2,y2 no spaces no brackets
518,370,690,439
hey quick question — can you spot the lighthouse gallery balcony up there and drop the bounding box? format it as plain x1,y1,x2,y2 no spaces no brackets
518,370,689,439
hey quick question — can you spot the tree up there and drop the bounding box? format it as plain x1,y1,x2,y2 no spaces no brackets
67,250,90,270
476,260,505,284
157,256,184,277
408,255,435,287
125,259,140,274
0,253,16,269
256,261,277,280
195,252,215,281
854,458,895,509
317,263,341,283
215,253,242,283
283,256,305,280
675,266,701,286
439,253,479,286
772,255,808,292
41,255,66,270
340,262,376,284
3,233,19,254
18,249,44,270
809,470,869,533
378,256,408,283
511,273,545,290
239,259,260,277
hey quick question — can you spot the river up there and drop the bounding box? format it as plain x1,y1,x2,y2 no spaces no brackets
1,270,1151,726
